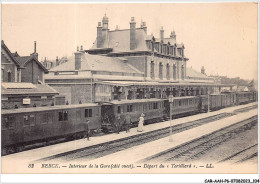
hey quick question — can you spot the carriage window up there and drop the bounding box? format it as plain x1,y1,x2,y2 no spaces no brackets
117,106,121,114
30,115,35,126
153,102,158,109
85,109,92,117
143,104,146,111
41,113,48,124
24,115,30,126
127,105,133,112
48,113,53,124
64,111,68,121
2,117,8,130
96,108,99,116
58,112,63,121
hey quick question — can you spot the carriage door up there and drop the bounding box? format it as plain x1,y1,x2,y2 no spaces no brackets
101,104,114,124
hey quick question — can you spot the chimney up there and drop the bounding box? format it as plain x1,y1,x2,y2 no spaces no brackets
160,26,164,41
170,30,176,42
130,17,136,50
31,41,38,59
97,21,103,48
74,48,83,70
80,45,83,51
201,66,205,75
34,41,37,53
142,22,147,34
56,56,59,66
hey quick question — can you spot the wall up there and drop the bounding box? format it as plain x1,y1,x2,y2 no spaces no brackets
49,83,94,105
1,53,17,82
21,59,43,84
1,95,54,109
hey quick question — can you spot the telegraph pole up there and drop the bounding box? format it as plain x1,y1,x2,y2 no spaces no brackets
208,89,210,113
169,95,174,142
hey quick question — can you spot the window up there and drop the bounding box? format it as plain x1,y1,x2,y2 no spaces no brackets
117,106,121,114
181,65,184,80
85,109,93,117
153,102,158,109
29,115,35,126
150,61,155,79
24,115,30,126
2,116,15,129
48,113,53,124
2,117,8,130
173,64,177,80
127,105,133,112
159,63,163,79
166,64,170,80
40,113,48,124
58,112,63,121
179,101,181,106
7,71,11,82
64,111,68,121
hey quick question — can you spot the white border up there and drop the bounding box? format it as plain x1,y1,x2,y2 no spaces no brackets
1,0,259,183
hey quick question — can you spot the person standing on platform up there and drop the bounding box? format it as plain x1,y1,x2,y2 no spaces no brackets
116,115,121,134
137,113,145,132
84,120,90,141
124,114,131,133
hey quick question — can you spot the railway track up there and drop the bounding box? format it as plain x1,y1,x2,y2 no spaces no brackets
37,112,234,163
219,144,258,164
37,104,257,163
140,115,257,163
233,104,258,114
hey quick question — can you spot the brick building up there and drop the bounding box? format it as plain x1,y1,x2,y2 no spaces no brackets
1,41,59,109
45,15,230,104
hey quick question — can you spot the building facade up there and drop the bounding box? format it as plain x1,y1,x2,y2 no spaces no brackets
45,15,228,104
1,41,59,109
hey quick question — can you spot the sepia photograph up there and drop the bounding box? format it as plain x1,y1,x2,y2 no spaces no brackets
0,1,258,181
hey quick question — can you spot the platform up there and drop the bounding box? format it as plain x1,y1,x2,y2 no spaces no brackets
2,102,257,165
86,108,257,165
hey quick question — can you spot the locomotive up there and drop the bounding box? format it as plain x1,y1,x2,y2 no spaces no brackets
1,91,257,155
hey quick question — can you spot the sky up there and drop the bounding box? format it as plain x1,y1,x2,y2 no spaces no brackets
1,3,258,81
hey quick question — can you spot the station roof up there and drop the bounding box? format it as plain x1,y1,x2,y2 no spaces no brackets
110,98,163,105
1,82,59,95
186,67,209,79
2,103,99,115
96,81,233,87
49,53,142,75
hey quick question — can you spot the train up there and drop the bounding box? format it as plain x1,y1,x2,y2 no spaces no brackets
1,91,257,155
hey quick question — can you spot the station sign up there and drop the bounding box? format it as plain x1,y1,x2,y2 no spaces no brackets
23,98,31,105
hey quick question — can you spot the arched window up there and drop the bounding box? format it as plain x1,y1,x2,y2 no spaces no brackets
150,61,155,79
7,71,11,82
166,64,170,80
173,64,176,80
181,65,184,80
159,63,163,79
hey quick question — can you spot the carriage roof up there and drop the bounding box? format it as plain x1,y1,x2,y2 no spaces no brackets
2,103,99,115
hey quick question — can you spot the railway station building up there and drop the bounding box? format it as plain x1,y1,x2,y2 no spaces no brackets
1,41,59,109
45,15,231,104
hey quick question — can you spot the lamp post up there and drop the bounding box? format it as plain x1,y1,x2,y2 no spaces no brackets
207,89,210,113
169,95,174,142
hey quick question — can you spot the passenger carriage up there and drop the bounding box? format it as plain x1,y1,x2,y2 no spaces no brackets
170,96,200,118
1,103,101,155
100,99,164,133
